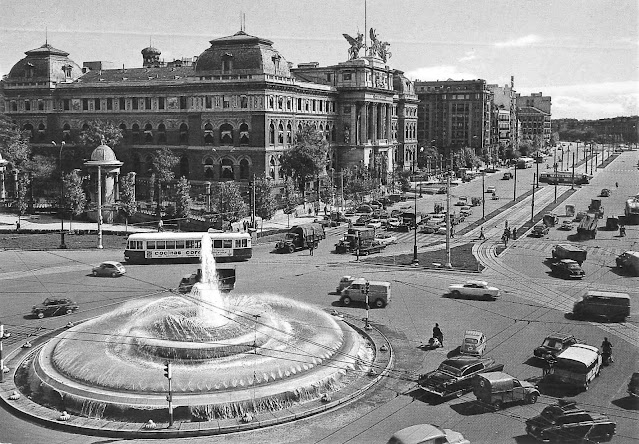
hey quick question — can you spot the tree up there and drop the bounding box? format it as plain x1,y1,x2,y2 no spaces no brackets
254,176,277,222
215,181,249,224
459,147,481,169
279,126,329,195
343,164,375,202
318,172,335,205
281,178,298,214
518,140,534,157
119,172,137,231
174,176,192,222
396,168,412,192
63,170,87,230
78,120,123,149
150,147,179,217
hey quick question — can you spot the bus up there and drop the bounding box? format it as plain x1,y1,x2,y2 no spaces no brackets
124,231,252,264
516,157,535,169
539,171,590,185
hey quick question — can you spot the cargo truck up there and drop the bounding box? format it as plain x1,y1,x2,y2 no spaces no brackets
275,223,325,253
335,227,375,253
577,214,598,239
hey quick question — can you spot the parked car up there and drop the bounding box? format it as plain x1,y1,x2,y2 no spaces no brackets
533,333,578,360
387,424,470,444
417,356,504,398
357,241,386,256
558,220,574,230
531,224,549,237
600,188,611,197
525,400,616,443
447,280,500,300
550,259,585,279
375,233,398,246
92,261,126,277
420,224,439,234
32,297,79,319
460,330,487,356
367,219,383,229
385,217,401,229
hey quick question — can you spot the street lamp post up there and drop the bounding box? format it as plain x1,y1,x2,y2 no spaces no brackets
53,141,67,249
412,153,419,265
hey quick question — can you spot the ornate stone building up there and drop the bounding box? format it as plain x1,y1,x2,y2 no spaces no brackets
1,29,417,198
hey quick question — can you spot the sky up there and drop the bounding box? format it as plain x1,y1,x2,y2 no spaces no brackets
1,0,637,120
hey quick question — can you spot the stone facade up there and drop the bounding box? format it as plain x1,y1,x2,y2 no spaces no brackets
1,30,417,197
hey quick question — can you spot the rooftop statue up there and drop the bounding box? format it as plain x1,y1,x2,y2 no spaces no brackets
343,32,364,60
368,28,392,63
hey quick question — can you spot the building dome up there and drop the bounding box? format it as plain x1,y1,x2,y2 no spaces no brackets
141,46,161,56
194,31,291,77
90,143,118,162
6,43,82,84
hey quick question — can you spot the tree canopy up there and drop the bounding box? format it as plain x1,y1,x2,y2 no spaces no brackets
280,126,329,193
254,176,277,221
78,120,124,148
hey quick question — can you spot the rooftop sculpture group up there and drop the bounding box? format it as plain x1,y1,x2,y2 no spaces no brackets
343,28,391,62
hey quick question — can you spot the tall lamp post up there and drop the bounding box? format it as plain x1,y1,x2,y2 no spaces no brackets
412,149,420,265
52,141,67,249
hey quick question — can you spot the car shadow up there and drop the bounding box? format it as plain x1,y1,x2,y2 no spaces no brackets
446,346,462,358
523,356,544,368
449,399,495,416
513,435,540,443
611,396,639,411
535,379,585,397
406,387,448,406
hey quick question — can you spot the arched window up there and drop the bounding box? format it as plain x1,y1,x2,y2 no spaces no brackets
220,158,234,180
144,123,153,143
319,124,324,139
157,123,166,144
269,167,275,179
179,155,189,178
239,159,249,180
82,123,89,132
63,123,72,142
204,123,214,144
331,125,336,142
179,123,189,144
220,123,233,145
278,123,284,144
37,123,46,142
286,123,292,144
269,156,276,166
239,123,249,145
22,123,34,141
269,123,275,144
132,153,141,174
132,124,141,144
297,123,303,134
278,155,285,179
203,157,215,179
119,123,127,142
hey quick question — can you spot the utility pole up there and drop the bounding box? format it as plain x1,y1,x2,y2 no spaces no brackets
554,162,558,203
445,174,452,269
513,161,517,201
482,168,485,220
364,281,371,330
571,153,576,190
412,158,419,265
251,173,256,228
531,173,536,222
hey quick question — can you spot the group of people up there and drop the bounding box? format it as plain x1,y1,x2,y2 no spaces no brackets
426,323,444,348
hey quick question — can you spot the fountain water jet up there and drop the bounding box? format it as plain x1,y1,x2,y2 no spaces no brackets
192,234,228,327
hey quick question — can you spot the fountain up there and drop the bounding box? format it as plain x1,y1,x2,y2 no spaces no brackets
13,234,382,426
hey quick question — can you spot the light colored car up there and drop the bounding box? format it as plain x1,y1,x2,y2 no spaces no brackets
448,280,500,300
92,261,126,277
387,423,470,444
367,219,383,229
385,217,401,228
460,330,487,356
486,185,496,194
459,206,472,216
375,233,398,245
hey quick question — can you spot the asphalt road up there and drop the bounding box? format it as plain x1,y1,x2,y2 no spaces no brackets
0,150,637,444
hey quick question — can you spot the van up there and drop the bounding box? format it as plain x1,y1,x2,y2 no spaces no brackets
552,344,601,391
339,278,391,308
473,372,540,409
572,290,630,322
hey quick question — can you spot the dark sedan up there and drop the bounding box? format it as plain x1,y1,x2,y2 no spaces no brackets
534,333,578,360
32,298,79,319
417,356,504,398
526,400,615,442
550,259,585,279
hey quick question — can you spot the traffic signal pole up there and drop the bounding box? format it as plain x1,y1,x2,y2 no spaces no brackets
164,362,174,428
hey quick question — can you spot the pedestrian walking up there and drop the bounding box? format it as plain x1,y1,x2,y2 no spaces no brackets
324,206,328,215
501,234,508,247
512,227,517,240
542,357,556,378
15,220,20,231
157,219,164,232
309,243,315,256
479,226,485,240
